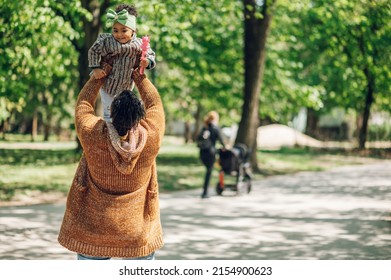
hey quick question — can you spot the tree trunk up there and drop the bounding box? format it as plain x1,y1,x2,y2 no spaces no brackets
31,109,38,142
358,66,375,149
184,121,191,143
74,0,111,151
357,18,377,150
0,118,9,140
192,103,203,141
43,113,52,141
79,0,110,88
0,121,3,140
79,0,108,106
236,0,275,172
305,108,319,138
41,92,51,142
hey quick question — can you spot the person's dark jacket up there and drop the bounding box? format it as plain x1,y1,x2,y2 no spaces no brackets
199,123,225,168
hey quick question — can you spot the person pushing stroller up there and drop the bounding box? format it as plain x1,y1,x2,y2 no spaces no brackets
197,111,226,199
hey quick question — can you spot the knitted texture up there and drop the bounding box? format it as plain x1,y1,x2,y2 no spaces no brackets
58,65,165,258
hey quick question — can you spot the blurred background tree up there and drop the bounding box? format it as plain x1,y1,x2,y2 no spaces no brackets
271,0,391,149
0,0,390,169
0,0,79,141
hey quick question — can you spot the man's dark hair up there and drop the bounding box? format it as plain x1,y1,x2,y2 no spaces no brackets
110,90,145,136
115,3,138,17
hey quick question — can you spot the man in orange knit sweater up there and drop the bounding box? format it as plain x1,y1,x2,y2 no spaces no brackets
58,61,165,260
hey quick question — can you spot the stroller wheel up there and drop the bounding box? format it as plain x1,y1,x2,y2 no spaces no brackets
243,173,252,193
216,182,224,195
244,174,252,194
246,180,252,194
237,178,252,195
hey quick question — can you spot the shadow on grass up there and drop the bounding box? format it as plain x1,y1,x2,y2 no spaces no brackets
0,183,70,201
0,149,80,166
157,154,200,166
0,149,79,201
260,146,345,156
3,144,388,201
0,147,205,198
1,147,201,166
157,153,204,192
261,146,391,159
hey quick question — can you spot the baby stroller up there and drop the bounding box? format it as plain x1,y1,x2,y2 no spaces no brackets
216,143,252,195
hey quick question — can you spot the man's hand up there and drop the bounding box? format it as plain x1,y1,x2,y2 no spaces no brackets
92,68,106,79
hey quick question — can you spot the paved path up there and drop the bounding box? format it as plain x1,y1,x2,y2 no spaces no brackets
1,161,390,260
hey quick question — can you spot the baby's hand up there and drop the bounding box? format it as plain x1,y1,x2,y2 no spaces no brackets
140,58,149,69
92,68,106,79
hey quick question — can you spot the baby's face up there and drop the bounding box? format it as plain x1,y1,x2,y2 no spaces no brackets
112,22,134,44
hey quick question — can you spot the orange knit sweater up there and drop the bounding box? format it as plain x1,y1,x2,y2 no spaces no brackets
58,67,165,258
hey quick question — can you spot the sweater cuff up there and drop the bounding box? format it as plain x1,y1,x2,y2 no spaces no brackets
146,59,152,69
132,68,146,83
100,62,112,75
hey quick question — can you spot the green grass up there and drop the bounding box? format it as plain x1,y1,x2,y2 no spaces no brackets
257,146,384,175
156,138,224,192
258,147,341,175
0,137,386,201
0,149,79,200
0,133,62,142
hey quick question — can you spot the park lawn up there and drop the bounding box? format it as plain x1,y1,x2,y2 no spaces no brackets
0,136,385,202
0,148,79,201
256,147,383,175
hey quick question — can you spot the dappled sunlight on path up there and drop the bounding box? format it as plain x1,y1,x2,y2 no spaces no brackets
1,161,390,259
0,204,73,259
158,161,391,259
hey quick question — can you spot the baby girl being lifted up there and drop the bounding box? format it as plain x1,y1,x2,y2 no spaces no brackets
88,3,156,121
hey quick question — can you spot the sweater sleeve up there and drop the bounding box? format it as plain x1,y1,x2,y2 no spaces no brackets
75,63,112,142
132,69,165,139
88,34,110,68
146,45,156,70
134,37,156,70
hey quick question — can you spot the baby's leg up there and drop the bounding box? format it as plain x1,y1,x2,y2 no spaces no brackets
130,80,135,91
100,88,114,122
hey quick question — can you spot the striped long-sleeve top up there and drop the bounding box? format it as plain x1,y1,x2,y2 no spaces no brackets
88,33,156,96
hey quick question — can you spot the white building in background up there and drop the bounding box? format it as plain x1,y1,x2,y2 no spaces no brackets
165,108,390,145
370,112,391,126
290,108,307,133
